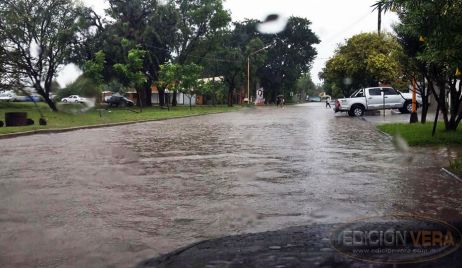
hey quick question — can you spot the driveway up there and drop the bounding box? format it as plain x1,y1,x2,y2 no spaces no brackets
0,103,461,267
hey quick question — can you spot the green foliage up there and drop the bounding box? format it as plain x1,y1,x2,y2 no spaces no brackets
84,50,106,87
198,79,226,104
0,0,84,111
103,80,127,94
320,32,403,97
449,158,462,176
178,63,204,95
376,0,462,130
51,80,61,93
57,76,100,99
157,63,182,91
113,48,147,91
378,122,462,146
259,17,320,101
174,0,231,64
0,102,239,135
296,75,317,97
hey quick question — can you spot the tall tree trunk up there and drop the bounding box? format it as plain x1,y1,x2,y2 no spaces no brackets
227,85,234,107
43,95,58,112
421,94,429,124
159,89,165,107
144,82,152,107
34,85,58,112
172,91,177,106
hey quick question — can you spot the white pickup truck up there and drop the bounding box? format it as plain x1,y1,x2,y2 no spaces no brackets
334,87,422,117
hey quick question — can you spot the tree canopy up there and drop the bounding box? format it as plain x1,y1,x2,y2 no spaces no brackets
375,0,462,130
0,0,321,110
0,0,84,111
320,32,403,97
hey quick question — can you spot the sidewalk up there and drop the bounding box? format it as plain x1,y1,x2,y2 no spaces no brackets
363,110,437,125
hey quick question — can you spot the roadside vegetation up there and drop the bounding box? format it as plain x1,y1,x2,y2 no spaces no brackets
0,102,239,135
0,0,320,111
378,123,462,146
448,158,462,177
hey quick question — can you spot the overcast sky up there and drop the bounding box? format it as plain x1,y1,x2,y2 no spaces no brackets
57,0,398,87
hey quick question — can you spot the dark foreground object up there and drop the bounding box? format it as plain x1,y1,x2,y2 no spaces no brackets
138,224,462,268
5,112,29,126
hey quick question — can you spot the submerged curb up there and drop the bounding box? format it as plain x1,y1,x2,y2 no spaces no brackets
0,110,233,140
441,168,462,183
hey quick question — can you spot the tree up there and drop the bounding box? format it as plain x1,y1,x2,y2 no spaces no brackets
83,50,106,89
295,74,317,101
177,63,203,109
50,80,61,93
0,0,84,111
394,26,432,123
173,0,231,64
198,79,226,105
258,17,320,102
376,0,462,130
113,48,147,111
57,75,100,100
157,62,181,107
320,33,403,97
93,0,178,107
171,0,231,106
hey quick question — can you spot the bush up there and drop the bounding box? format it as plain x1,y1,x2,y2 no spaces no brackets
57,75,100,99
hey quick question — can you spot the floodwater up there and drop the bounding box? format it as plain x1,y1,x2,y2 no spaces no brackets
0,103,461,267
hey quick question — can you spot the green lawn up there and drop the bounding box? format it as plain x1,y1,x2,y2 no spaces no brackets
378,122,462,146
0,102,239,135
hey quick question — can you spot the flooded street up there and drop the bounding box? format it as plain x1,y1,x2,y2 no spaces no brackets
0,103,461,267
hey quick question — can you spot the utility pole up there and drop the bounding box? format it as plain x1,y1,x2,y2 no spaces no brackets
378,3,382,35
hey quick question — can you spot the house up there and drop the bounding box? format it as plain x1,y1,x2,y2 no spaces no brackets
151,85,197,106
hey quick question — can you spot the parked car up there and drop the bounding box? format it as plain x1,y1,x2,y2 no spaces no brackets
334,87,423,117
61,95,86,103
0,92,17,102
107,95,135,107
308,96,321,102
24,95,42,102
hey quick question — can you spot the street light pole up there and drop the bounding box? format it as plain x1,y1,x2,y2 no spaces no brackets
247,45,271,104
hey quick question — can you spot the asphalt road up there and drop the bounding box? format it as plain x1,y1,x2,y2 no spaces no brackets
0,103,461,267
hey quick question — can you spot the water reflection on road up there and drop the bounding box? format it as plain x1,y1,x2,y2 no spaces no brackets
0,103,461,267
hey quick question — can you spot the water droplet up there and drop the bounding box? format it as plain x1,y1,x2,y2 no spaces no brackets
257,14,288,34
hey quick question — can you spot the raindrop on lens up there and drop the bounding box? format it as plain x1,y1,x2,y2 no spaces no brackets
257,14,288,34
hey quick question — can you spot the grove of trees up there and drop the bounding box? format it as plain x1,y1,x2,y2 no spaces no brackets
320,33,403,99
0,0,320,111
322,1,462,131
375,0,462,130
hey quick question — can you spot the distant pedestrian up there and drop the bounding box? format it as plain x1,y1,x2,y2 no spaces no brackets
276,97,281,108
325,99,331,108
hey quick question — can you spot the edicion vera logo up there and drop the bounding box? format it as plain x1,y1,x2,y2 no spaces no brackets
331,215,462,264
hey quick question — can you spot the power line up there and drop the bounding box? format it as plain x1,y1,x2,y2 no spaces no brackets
148,45,244,63
320,10,373,45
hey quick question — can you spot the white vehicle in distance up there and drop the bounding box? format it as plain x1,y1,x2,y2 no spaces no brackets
334,87,422,117
0,91,17,102
61,95,87,103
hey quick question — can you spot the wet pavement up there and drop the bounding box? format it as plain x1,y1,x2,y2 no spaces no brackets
0,103,461,267
358,109,438,125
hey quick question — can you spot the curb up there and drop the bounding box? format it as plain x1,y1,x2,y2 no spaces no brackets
441,168,462,183
358,117,393,139
376,129,393,139
0,110,233,140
